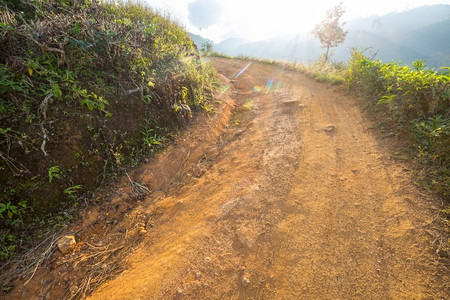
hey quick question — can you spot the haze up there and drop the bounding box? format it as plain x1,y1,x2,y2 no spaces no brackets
146,0,450,42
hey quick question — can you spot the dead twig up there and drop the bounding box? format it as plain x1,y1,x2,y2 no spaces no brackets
125,170,150,197
63,245,125,300
0,151,30,175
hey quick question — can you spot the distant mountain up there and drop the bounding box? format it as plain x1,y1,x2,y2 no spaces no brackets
215,38,248,55
334,29,427,64
189,33,212,50
397,19,450,66
347,5,450,38
195,5,450,68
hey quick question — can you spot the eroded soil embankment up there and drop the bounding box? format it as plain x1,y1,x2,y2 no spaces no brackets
4,73,235,299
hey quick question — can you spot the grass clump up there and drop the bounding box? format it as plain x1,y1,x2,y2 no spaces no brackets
0,0,218,262
294,58,346,85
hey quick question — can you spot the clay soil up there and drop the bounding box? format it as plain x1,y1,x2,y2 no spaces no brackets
6,58,449,299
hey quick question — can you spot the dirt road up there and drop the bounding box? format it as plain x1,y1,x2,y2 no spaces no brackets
9,58,447,299
80,58,447,299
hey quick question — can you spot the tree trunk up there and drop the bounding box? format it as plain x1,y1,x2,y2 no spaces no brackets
325,46,330,63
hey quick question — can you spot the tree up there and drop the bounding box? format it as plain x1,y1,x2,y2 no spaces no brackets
312,2,348,63
200,41,214,56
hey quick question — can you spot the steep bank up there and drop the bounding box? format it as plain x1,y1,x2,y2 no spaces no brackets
0,1,217,262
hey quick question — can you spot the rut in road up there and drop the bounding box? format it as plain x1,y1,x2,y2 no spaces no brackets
89,58,448,299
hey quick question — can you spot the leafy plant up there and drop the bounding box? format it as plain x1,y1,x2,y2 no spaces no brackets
0,234,16,261
201,41,214,56
64,185,83,201
48,166,61,183
63,185,83,196
0,202,18,219
346,49,450,198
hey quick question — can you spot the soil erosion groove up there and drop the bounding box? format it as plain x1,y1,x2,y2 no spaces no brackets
86,58,448,299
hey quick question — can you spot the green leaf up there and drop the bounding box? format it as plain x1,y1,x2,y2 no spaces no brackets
48,166,61,183
53,83,62,99
64,185,83,195
82,99,94,111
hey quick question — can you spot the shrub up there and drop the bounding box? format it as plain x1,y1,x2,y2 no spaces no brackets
346,49,450,198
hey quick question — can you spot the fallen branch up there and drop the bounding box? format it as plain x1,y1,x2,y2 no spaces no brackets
125,170,150,197
0,151,30,175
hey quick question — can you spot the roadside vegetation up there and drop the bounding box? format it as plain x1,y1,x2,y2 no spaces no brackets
0,0,218,263
346,49,449,200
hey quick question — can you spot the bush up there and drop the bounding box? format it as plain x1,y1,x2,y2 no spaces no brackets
346,49,450,198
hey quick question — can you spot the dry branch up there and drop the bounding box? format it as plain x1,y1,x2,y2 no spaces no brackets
125,170,151,197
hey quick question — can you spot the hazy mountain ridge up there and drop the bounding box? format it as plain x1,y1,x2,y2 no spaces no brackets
193,5,450,67
189,33,213,50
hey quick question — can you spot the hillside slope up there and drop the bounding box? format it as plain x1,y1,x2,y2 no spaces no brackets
0,0,217,262
397,19,450,66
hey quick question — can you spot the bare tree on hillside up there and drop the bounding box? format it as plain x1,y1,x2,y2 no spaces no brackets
312,2,348,62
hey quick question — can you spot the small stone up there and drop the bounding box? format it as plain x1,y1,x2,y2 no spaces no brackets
195,272,202,280
69,285,78,294
242,276,250,287
176,287,184,295
138,228,148,236
57,236,76,255
324,124,335,132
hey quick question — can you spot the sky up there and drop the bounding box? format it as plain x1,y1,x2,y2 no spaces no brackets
145,0,450,42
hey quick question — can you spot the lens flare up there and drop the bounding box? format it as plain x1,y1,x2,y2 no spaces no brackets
275,81,282,92
253,85,262,93
234,62,252,79
265,77,274,93
243,99,254,110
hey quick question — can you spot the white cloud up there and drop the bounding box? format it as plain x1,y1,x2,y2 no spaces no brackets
145,0,450,42
187,0,222,29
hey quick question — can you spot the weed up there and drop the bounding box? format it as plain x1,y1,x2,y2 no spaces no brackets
48,166,61,183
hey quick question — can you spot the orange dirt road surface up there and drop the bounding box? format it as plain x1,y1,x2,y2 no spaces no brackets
88,58,448,299
8,58,448,299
